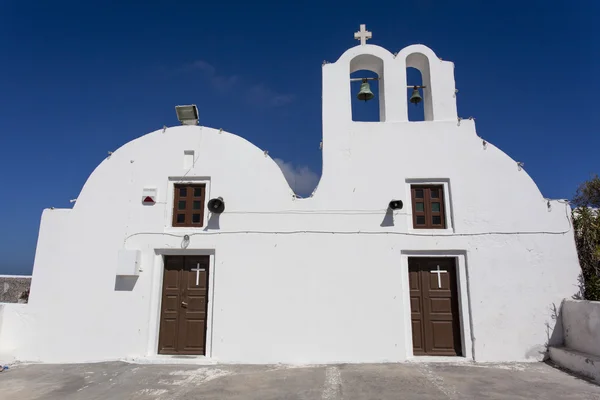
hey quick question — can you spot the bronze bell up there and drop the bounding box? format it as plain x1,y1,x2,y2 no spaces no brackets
357,79,375,102
409,86,422,105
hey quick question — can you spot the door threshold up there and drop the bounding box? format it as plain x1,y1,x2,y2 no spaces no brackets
408,356,472,363
124,355,219,365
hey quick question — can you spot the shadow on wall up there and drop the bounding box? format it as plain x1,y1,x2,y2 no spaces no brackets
543,302,564,358
542,278,588,358
205,213,221,230
380,208,394,227
115,276,138,291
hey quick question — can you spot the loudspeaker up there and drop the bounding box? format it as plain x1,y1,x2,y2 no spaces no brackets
207,197,225,214
388,200,403,210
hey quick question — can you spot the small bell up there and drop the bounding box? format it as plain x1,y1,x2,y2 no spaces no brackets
410,86,422,105
357,79,375,102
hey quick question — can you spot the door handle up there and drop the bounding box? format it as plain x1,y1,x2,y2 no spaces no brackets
181,301,188,308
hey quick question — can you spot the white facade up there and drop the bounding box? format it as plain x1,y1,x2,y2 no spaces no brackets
0,32,581,364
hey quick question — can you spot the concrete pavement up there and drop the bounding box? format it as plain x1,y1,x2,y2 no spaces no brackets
1,361,599,399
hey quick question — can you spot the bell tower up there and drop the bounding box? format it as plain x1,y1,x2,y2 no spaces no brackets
317,25,459,195
321,25,457,128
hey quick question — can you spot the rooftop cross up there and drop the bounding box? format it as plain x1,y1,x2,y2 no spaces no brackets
354,24,372,46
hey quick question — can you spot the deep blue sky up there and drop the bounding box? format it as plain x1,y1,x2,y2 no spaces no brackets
0,1,598,274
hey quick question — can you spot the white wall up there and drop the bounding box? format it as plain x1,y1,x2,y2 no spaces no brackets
0,43,581,364
0,304,36,362
562,300,600,356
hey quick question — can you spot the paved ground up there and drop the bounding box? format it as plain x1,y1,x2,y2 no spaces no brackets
1,361,599,399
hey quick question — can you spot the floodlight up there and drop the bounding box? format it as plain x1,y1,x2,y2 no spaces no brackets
175,105,199,125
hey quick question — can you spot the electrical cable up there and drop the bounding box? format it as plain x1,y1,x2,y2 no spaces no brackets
125,228,570,243
123,201,573,244
224,209,402,215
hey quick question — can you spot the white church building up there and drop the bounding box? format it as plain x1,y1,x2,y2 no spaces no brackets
0,26,581,364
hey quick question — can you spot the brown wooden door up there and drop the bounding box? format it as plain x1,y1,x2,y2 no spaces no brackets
409,257,462,356
158,255,210,355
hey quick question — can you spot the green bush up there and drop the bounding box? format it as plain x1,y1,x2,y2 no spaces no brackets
572,175,600,301
584,275,600,302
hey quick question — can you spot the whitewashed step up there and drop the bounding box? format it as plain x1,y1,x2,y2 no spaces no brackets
549,346,600,384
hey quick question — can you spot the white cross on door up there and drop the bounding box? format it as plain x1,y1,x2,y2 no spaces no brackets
191,263,205,286
430,265,447,289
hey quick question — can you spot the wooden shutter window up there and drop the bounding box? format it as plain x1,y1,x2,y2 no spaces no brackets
172,184,206,227
411,185,446,229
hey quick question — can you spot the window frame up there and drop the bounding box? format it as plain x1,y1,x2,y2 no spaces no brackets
410,184,447,230
172,183,206,228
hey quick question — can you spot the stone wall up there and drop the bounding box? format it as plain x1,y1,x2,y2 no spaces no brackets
0,276,31,303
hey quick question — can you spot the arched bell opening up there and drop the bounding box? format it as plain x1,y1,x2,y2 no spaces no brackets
349,54,385,122
351,70,381,122
406,53,433,122
407,67,425,121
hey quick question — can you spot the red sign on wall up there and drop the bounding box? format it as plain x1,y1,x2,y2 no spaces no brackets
142,196,155,205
